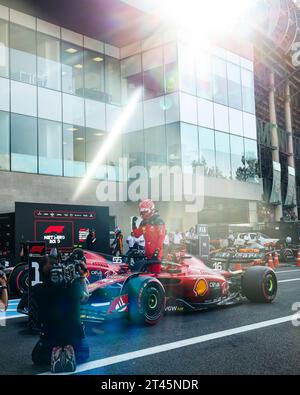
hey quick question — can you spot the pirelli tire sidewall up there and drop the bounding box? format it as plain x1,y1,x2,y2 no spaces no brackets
8,263,29,297
127,276,166,326
242,266,277,303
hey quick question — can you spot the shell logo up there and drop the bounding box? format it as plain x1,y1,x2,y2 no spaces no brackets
194,279,208,296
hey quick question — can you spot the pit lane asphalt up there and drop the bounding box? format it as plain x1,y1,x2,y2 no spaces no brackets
1,267,300,375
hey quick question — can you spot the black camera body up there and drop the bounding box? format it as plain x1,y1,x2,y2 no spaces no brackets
50,256,83,287
126,244,146,271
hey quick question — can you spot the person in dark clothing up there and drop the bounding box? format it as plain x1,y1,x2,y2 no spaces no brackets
85,229,96,251
31,254,90,369
0,264,8,312
111,227,123,256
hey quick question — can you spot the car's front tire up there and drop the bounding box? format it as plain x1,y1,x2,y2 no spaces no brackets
242,266,277,303
126,276,166,326
8,263,29,297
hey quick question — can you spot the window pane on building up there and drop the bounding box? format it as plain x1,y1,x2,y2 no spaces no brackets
215,131,231,178
107,131,123,181
196,51,212,100
85,99,105,130
212,57,228,106
178,43,196,95
143,47,164,100
86,127,107,179
143,96,165,129
244,138,259,182
63,124,86,177
10,23,36,84
0,77,9,111
0,110,9,170
227,62,242,110
38,87,62,122
164,42,178,94
0,19,9,78
241,68,255,114
61,41,84,96
105,55,121,105
230,134,245,181
63,93,85,126
199,127,216,177
123,130,145,169
229,107,243,136
181,122,198,169
121,54,143,103
84,48,105,101
243,112,257,139
214,103,229,133
37,32,61,91
145,126,167,168
11,113,37,173
11,80,37,117
38,119,62,176
166,123,181,167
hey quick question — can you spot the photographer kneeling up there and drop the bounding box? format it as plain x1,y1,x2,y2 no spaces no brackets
0,264,8,312
31,249,90,372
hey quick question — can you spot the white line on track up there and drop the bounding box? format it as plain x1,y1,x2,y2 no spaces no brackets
40,313,300,375
276,269,300,274
0,314,24,321
278,278,300,284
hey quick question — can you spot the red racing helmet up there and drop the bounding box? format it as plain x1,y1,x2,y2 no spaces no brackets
139,199,155,220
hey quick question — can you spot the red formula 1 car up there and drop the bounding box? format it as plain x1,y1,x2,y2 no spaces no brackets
8,250,128,297
80,253,278,326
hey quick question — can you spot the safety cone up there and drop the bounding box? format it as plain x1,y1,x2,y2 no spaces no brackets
267,254,274,269
273,252,279,268
296,250,300,267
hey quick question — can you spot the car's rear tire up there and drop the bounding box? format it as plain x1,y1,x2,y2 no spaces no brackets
8,263,29,297
126,276,166,326
242,266,277,303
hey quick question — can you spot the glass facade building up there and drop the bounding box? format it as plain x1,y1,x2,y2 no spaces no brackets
0,6,259,185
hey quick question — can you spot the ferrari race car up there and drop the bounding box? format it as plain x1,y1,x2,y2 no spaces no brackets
80,253,278,326
8,250,128,297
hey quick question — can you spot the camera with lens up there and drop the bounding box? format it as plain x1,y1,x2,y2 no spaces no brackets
126,244,146,271
49,249,87,287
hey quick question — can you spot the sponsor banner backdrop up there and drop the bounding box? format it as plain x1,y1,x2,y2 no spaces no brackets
15,202,110,256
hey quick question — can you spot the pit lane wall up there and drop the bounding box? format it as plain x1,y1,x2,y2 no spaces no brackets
0,171,263,237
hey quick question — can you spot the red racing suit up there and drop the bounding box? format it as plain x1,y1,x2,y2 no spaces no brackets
133,214,166,274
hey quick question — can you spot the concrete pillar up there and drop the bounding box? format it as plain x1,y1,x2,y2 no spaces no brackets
269,71,283,221
285,81,298,218
249,201,258,225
